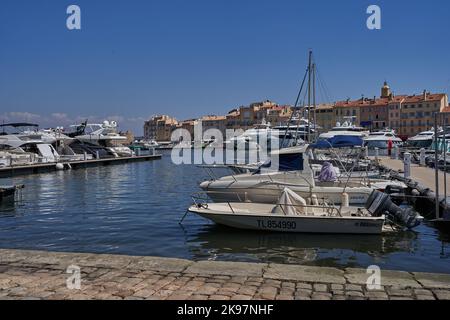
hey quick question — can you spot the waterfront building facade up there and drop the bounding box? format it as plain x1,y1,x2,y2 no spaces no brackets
144,115,179,141
315,104,335,131
143,85,448,141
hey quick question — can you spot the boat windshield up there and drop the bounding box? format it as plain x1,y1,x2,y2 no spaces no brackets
364,140,389,149
406,139,433,149
332,127,365,132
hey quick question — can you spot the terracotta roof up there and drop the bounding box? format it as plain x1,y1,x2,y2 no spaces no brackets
402,93,446,103
335,93,446,108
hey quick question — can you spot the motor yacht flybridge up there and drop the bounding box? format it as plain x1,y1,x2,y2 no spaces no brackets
319,118,369,140
72,120,132,157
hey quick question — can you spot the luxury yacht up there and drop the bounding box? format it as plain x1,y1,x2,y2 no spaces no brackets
71,120,133,157
319,120,369,140
364,129,403,150
226,121,303,150
0,123,57,147
406,129,440,150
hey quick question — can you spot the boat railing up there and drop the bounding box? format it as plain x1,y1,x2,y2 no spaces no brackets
190,191,343,217
197,164,317,186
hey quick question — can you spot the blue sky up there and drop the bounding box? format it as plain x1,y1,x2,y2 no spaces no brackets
1,0,449,134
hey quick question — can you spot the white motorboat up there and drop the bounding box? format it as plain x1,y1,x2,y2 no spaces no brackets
200,145,377,205
226,121,303,150
406,129,440,150
0,132,60,165
188,188,422,234
72,120,132,157
364,129,403,150
0,123,60,145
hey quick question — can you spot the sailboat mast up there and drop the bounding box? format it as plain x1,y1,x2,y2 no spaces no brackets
313,62,317,142
307,50,312,142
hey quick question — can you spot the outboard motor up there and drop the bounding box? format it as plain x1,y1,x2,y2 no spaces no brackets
384,184,407,206
365,190,423,229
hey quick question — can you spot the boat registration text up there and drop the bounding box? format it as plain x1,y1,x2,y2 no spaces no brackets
257,219,297,230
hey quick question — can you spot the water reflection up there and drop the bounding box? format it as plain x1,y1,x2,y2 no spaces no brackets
186,223,419,267
0,154,449,273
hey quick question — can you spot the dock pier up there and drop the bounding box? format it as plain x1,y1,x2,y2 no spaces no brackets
0,154,162,178
376,157,450,226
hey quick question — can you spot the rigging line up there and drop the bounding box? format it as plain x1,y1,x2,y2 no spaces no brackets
315,65,334,104
314,64,329,100
281,67,309,146
316,69,332,104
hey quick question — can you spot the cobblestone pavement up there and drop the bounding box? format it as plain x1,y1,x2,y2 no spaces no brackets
1,249,450,300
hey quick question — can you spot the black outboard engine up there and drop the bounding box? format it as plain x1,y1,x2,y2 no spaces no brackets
384,185,407,206
365,190,423,229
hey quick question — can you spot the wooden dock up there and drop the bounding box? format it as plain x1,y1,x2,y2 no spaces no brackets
0,154,162,178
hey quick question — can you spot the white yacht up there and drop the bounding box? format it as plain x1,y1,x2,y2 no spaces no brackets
364,129,403,149
189,188,422,234
200,145,377,205
273,117,318,141
190,188,386,234
319,119,369,140
72,121,132,157
406,129,439,150
226,121,303,150
0,123,57,147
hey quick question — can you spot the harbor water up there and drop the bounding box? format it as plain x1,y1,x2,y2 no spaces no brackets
0,151,449,274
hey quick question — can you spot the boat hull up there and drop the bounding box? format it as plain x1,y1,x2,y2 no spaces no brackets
189,206,384,234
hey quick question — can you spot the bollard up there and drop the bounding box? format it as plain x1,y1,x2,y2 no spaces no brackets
364,147,369,158
404,152,411,178
420,148,426,166
96,151,100,159
84,152,87,161
394,145,399,160
137,148,141,157
374,147,379,160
